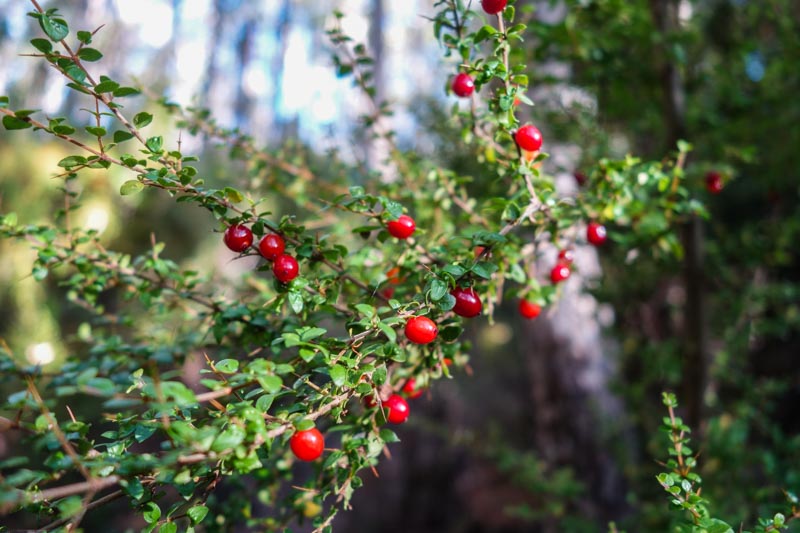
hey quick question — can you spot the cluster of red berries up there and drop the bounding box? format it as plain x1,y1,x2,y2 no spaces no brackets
223,224,299,284
448,0,508,99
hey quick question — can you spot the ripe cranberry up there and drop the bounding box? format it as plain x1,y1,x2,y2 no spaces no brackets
258,233,285,261
451,287,482,318
558,248,575,264
518,300,542,319
451,73,475,98
443,358,453,367
290,428,324,462
706,171,723,194
550,263,571,284
223,224,253,253
384,394,410,424
387,215,416,239
402,378,424,400
514,124,543,152
586,222,607,246
481,0,507,14
574,172,588,186
273,254,299,283
363,395,378,408
404,316,438,344
474,246,487,258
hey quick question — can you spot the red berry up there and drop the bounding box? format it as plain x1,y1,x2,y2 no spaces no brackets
451,287,482,318
258,233,285,261
384,394,410,424
387,215,416,239
481,0,507,14
273,254,299,283
402,378,424,400
558,248,575,264
574,172,588,186
706,171,723,194
223,224,253,253
290,428,324,462
404,316,438,344
518,300,542,319
381,287,396,299
586,222,607,246
550,263,571,284
514,124,543,152
451,73,475,98
363,395,378,408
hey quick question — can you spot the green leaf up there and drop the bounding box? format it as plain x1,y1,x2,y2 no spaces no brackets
2,115,32,130
329,364,346,387
379,428,400,443
377,322,396,343
442,264,467,277
187,505,209,525
159,523,177,533
145,136,163,153
77,47,102,61
39,14,69,41
211,425,246,452
30,38,52,53
0,96,8,108
471,262,499,280
224,187,244,203
113,130,134,142
257,375,282,394
215,359,239,374
256,394,275,412
474,24,498,43
133,112,153,128
120,180,144,196
429,278,449,301
95,80,119,93
143,502,161,524
57,155,87,168
113,86,140,97
85,126,106,137
288,290,304,313
77,30,92,44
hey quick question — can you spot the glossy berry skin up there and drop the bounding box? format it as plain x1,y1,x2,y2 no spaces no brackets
258,233,285,261
290,428,324,462
586,222,607,246
387,215,416,239
451,287,483,318
451,73,475,98
481,0,507,14
402,378,424,400
404,316,438,344
514,124,543,152
384,394,410,424
558,248,575,264
223,224,253,253
273,254,299,283
550,263,571,284
706,171,723,194
519,300,542,319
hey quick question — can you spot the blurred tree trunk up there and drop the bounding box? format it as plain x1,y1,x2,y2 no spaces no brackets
367,0,394,179
649,0,707,432
270,0,291,141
